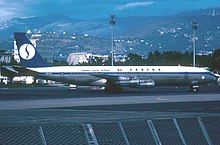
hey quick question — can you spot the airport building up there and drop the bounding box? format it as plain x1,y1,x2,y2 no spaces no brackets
67,52,89,65
0,51,11,64
67,52,126,65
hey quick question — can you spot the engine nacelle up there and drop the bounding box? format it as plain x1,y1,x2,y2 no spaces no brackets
138,79,155,88
116,77,155,88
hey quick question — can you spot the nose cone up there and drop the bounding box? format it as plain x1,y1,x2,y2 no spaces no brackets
215,75,220,82
204,73,218,84
213,74,219,80
210,74,218,83
211,75,218,81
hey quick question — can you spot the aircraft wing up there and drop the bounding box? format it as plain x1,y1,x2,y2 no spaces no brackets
93,74,155,86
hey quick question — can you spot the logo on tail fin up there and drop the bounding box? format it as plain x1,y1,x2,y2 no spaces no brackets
19,44,36,60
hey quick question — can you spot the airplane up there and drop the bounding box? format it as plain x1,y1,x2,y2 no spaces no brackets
13,32,217,93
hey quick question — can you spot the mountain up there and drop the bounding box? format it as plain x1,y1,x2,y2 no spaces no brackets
176,7,220,17
0,7,220,56
0,14,78,38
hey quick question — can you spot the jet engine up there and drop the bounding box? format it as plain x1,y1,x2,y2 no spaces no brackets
116,77,155,88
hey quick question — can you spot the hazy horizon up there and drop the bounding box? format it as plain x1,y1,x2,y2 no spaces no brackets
1,0,220,20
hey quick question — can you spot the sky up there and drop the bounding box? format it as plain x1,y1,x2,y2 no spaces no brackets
0,0,220,20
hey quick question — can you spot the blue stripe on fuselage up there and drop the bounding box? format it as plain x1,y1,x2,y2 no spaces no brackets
39,72,211,75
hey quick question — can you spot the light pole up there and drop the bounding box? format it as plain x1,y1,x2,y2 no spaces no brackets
192,21,198,67
110,15,115,66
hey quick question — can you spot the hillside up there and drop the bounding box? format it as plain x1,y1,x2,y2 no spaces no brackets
0,8,220,57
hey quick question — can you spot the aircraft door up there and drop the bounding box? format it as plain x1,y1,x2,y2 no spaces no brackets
184,72,189,82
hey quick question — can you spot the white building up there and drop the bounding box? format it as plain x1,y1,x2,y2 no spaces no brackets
67,52,89,65
0,76,10,85
66,52,127,65
91,54,109,62
0,52,11,64
12,76,34,84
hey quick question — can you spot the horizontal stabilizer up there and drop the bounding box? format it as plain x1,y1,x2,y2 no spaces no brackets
1,66,18,77
12,66,39,76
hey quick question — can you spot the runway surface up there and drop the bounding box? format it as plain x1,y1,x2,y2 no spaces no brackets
0,86,220,127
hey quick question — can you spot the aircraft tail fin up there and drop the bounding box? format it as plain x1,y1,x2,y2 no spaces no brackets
14,32,52,68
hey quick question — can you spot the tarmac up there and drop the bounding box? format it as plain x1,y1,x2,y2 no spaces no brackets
0,86,220,145
0,86,219,127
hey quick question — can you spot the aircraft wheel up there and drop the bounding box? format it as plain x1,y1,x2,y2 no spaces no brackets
105,86,123,93
190,85,199,92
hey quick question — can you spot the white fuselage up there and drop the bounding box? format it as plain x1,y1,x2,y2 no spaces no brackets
29,66,216,87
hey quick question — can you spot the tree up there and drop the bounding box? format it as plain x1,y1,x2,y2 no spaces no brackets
124,53,147,66
103,56,112,66
153,50,161,65
211,49,220,71
77,56,105,66
94,57,104,65
53,59,68,66
146,52,155,65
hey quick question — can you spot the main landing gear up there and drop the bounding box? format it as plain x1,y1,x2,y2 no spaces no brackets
189,85,199,92
105,85,123,93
